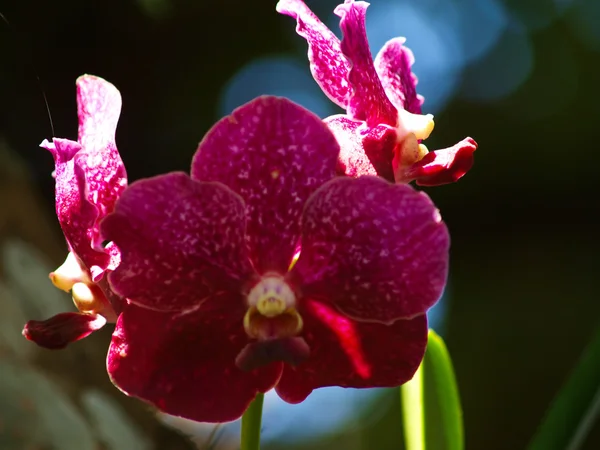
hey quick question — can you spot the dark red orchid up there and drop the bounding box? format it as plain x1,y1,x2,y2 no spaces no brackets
101,96,449,423
23,75,126,349
277,0,477,186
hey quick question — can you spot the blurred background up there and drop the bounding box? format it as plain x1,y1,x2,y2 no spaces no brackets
0,0,599,448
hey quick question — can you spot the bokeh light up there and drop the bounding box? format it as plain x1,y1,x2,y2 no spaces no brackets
459,28,534,102
565,0,600,52
220,0,530,117
504,0,563,31
360,0,462,113
261,387,384,443
219,56,337,119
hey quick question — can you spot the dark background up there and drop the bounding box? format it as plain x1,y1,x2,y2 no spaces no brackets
0,0,598,449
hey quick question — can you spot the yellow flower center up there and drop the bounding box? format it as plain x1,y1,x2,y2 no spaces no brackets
393,109,435,182
50,252,117,322
244,275,302,340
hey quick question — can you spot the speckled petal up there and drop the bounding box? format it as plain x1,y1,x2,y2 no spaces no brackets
290,176,449,323
43,75,126,280
276,0,350,108
335,1,397,127
374,37,424,114
400,137,478,186
76,74,121,154
325,115,396,181
108,301,283,423
101,173,252,312
276,300,427,403
191,96,339,275
23,312,106,349
43,138,103,273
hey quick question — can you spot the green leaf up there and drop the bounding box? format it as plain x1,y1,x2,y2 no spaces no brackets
527,324,600,450
241,393,264,450
81,389,151,450
0,360,97,450
401,329,464,450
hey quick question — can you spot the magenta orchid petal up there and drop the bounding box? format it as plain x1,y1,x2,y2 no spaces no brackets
374,37,424,114
325,115,396,181
44,75,127,279
108,302,283,423
325,116,377,177
276,300,427,403
76,74,122,152
102,173,252,312
276,0,350,108
290,176,449,323
335,1,397,127
43,137,106,275
191,96,339,275
401,137,478,187
23,312,107,350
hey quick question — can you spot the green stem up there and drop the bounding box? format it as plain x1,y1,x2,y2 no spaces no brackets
241,393,264,450
401,362,425,450
400,329,463,450
425,330,464,450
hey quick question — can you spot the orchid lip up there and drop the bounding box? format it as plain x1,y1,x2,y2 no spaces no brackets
247,274,296,315
244,275,303,340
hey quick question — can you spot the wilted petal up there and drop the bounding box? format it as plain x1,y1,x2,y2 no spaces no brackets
325,115,396,181
44,75,126,279
191,96,339,275
291,176,449,323
374,37,424,114
400,137,477,186
335,1,397,127
276,300,427,403
108,302,283,423
102,173,251,312
276,0,350,108
23,312,106,349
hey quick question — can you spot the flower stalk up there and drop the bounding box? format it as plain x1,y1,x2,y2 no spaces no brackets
241,393,264,450
400,330,463,450
401,361,425,450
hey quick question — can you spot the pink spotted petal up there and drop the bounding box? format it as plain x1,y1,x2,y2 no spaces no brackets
335,1,397,127
108,301,283,423
276,300,427,403
290,176,449,323
325,115,397,181
23,312,106,349
44,75,126,279
191,96,339,275
76,74,121,152
102,173,252,312
43,138,105,274
374,37,424,114
400,137,478,186
276,0,350,108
